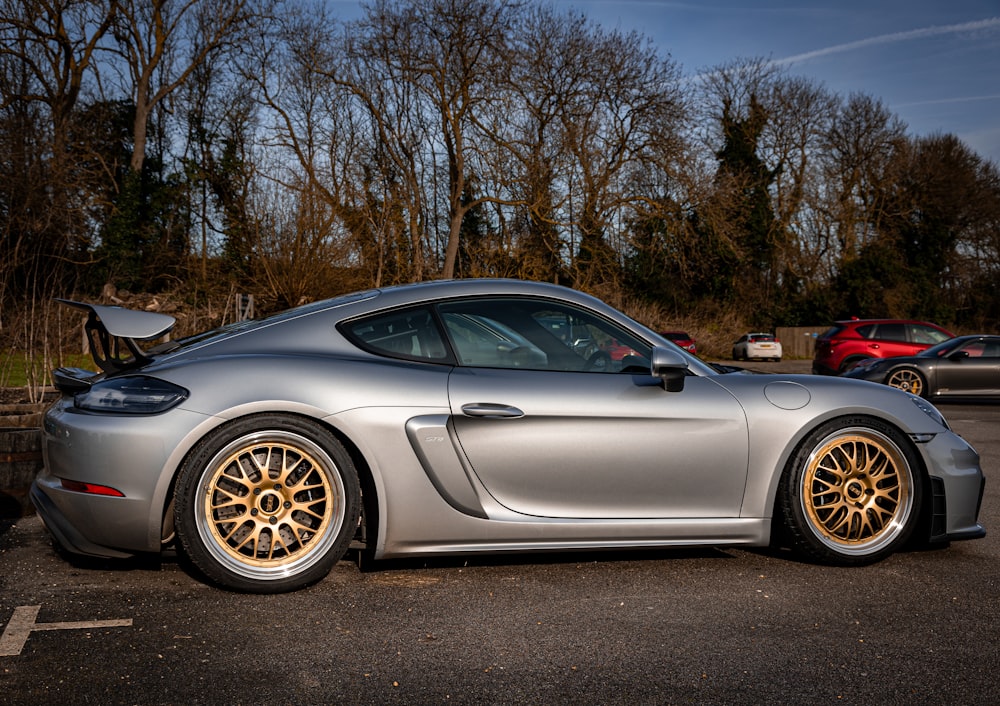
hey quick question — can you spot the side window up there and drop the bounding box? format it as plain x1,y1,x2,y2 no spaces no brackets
910,324,950,345
440,311,548,368
342,307,449,363
438,298,651,373
854,324,875,338
876,323,906,341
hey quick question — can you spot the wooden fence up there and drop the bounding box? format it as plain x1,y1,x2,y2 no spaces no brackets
775,326,827,359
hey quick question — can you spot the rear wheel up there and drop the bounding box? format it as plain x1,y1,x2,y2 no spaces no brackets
777,416,923,565
886,367,926,397
175,414,360,593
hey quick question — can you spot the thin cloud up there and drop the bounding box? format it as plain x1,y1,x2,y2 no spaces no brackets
897,94,1000,108
774,17,1000,66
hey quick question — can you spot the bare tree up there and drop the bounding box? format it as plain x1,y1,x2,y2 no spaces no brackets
0,0,115,166
819,92,907,263
335,6,437,282
107,0,258,175
757,74,837,300
353,0,524,279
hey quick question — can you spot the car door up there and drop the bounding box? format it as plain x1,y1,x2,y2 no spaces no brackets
441,297,750,520
871,322,911,357
935,339,1000,397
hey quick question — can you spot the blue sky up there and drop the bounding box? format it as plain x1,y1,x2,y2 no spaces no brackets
554,0,1000,164
329,1,1000,165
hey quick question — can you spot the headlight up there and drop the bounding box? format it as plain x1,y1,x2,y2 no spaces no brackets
910,395,949,431
74,376,188,414
855,358,883,372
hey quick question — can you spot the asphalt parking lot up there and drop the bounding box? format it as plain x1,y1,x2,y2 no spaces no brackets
1,366,997,705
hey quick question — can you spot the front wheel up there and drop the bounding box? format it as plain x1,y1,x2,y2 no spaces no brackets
776,416,923,565
886,367,926,397
174,415,361,593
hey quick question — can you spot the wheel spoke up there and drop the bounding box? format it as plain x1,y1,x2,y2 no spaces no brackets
201,438,338,568
802,430,911,550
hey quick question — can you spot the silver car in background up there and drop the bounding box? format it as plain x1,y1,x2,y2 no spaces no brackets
32,279,985,593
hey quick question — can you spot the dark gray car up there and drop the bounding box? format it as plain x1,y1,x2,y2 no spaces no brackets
843,334,1000,401
31,279,986,593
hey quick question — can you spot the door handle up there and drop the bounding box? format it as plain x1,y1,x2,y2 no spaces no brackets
460,403,524,418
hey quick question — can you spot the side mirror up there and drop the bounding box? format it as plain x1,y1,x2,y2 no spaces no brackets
947,350,970,361
650,345,688,392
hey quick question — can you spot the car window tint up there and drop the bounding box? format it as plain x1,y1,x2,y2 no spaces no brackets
343,307,449,362
440,311,549,368
910,324,950,345
982,341,1000,357
854,324,875,338
438,298,651,373
876,323,906,341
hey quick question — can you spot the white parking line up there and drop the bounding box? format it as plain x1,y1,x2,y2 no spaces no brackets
0,605,133,657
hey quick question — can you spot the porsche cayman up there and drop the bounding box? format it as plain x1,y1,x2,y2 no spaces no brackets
32,280,985,592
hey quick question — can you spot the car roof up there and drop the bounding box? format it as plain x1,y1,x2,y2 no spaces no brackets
834,318,940,325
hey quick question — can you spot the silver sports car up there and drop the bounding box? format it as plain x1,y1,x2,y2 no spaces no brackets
32,280,985,593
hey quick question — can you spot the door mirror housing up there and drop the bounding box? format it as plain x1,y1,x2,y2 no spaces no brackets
650,346,688,392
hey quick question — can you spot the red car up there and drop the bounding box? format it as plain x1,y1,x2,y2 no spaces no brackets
660,330,697,355
812,318,954,375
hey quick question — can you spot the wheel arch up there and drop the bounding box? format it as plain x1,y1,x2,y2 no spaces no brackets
838,354,872,373
159,410,382,560
767,412,933,550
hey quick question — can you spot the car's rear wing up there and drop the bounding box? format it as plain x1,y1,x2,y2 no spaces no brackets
55,298,176,379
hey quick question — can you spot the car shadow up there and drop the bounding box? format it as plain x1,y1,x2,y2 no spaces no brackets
350,545,738,573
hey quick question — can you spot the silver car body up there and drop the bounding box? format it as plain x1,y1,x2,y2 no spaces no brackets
33,279,984,574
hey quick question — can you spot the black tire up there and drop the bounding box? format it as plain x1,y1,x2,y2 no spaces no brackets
174,414,361,593
885,367,927,397
776,416,923,566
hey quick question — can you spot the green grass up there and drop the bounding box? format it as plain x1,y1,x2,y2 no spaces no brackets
0,352,93,388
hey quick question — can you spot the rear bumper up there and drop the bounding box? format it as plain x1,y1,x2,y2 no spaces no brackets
30,481,136,559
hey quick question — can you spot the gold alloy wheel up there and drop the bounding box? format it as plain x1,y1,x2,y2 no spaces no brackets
199,435,342,572
801,429,912,553
886,368,924,396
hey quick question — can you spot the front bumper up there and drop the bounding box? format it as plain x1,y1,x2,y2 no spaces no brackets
919,429,986,542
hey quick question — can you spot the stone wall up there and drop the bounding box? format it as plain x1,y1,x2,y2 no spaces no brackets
0,427,43,518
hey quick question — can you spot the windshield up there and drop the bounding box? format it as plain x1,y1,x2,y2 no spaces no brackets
918,337,965,357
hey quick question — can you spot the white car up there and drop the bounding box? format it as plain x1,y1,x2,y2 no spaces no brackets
733,332,782,361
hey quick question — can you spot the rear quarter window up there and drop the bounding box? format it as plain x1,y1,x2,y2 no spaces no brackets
342,307,450,363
